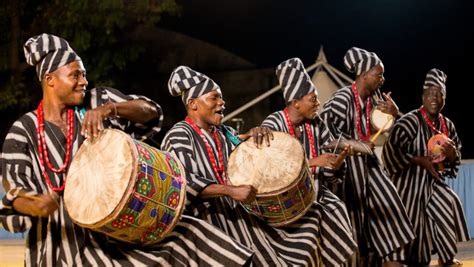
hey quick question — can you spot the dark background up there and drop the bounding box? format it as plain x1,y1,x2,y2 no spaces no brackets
1,0,473,157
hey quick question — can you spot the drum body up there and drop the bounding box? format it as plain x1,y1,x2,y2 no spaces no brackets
428,133,450,163
227,132,316,227
65,129,186,245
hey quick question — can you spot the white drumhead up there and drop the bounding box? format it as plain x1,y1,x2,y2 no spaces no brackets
64,129,136,226
371,109,394,131
227,132,305,193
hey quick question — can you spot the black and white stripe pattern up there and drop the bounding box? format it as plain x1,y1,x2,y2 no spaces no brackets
262,111,357,266
168,66,221,104
23,33,81,81
343,47,382,76
382,110,469,265
162,122,328,266
424,68,447,94
320,86,415,265
276,58,316,103
1,88,253,266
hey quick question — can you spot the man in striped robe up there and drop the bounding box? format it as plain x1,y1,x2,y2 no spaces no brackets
162,65,327,266
0,33,253,266
319,47,415,266
261,58,356,266
382,68,469,266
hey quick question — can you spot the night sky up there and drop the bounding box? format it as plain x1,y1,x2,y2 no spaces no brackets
160,0,474,158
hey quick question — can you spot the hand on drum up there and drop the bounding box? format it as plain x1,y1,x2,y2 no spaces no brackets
240,126,274,148
441,139,457,162
229,185,257,204
412,156,442,180
80,103,115,139
14,192,59,217
376,92,399,117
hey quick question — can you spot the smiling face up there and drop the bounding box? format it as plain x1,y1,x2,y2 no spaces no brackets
422,85,445,116
188,89,226,128
293,91,320,120
45,60,88,106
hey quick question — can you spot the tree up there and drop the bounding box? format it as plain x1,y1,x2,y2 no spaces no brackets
0,0,180,110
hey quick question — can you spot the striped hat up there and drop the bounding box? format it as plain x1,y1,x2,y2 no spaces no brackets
276,58,316,103
23,33,81,81
343,47,382,76
424,68,447,94
168,66,221,104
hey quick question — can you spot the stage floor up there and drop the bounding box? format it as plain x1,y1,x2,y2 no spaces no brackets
1,239,474,266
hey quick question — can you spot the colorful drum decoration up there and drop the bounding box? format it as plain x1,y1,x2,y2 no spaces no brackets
428,133,450,163
65,129,186,245
227,132,316,227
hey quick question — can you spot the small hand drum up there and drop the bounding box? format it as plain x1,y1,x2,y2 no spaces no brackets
428,133,450,163
370,109,394,133
227,132,316,227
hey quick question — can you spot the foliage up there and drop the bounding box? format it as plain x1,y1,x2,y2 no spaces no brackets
0,0,180,110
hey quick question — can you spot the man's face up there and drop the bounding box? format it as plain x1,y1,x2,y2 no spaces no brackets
294,91,320,120
193,89,226,126
48,60,88,106
365,63,385,94
422,86,445,116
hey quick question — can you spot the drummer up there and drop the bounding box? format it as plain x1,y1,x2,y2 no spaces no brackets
382,68,469,266
0,33,254,266
261,57,356,266
162,65,326,266
319,47,415,266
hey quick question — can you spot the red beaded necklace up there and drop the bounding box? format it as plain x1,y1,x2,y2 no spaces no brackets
283,108,317,173
351,82,371,141
185,117,226,185
36,100,74,192
419,106,448,136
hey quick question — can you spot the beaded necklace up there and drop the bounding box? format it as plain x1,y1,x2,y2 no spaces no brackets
419,106,448,136
36,100,74,192
185,117,226,185
351,82,371,141
283,108,317,173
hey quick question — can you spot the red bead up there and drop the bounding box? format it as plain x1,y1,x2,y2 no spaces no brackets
352,82,371,142
420,106,448,136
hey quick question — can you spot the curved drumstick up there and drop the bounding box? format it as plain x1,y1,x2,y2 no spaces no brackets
370,115,393,143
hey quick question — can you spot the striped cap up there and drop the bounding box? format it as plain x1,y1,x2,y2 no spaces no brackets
23,33,81,81
424,68,447,94
276,58,316,103
343,47,382,76
168,66,221,104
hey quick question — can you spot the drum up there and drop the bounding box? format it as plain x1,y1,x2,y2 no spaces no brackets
227,132,316,227
64,129,186,245
428,133,450,163
370,108,394,133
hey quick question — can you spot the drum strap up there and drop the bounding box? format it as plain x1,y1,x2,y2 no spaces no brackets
222,126,242,146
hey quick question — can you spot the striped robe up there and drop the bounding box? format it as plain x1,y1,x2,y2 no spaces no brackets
162,121,330,266
319,86,415,264
261,111,357,266
382,109,470,265
1,87,252,266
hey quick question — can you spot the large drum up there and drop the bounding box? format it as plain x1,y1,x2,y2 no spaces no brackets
227,132,316,227
65,129,186,245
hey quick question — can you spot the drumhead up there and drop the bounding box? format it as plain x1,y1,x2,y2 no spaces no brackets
227,132,305,193
65,129,136,226
371,109,394,131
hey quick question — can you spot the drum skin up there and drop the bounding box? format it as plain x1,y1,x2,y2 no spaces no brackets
227,132,316,227
428,133,450,163
65,129,186,245
370,109,394,132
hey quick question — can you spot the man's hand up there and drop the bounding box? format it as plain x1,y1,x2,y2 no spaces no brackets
13,193,59,217
239,127,274,148
377,92,399,118
80,103,114,139
228,185,257,204
441,139,457,163
412,156,442,180
308,154,338,169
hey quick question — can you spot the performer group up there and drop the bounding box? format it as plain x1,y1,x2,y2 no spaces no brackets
0,33,469,267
